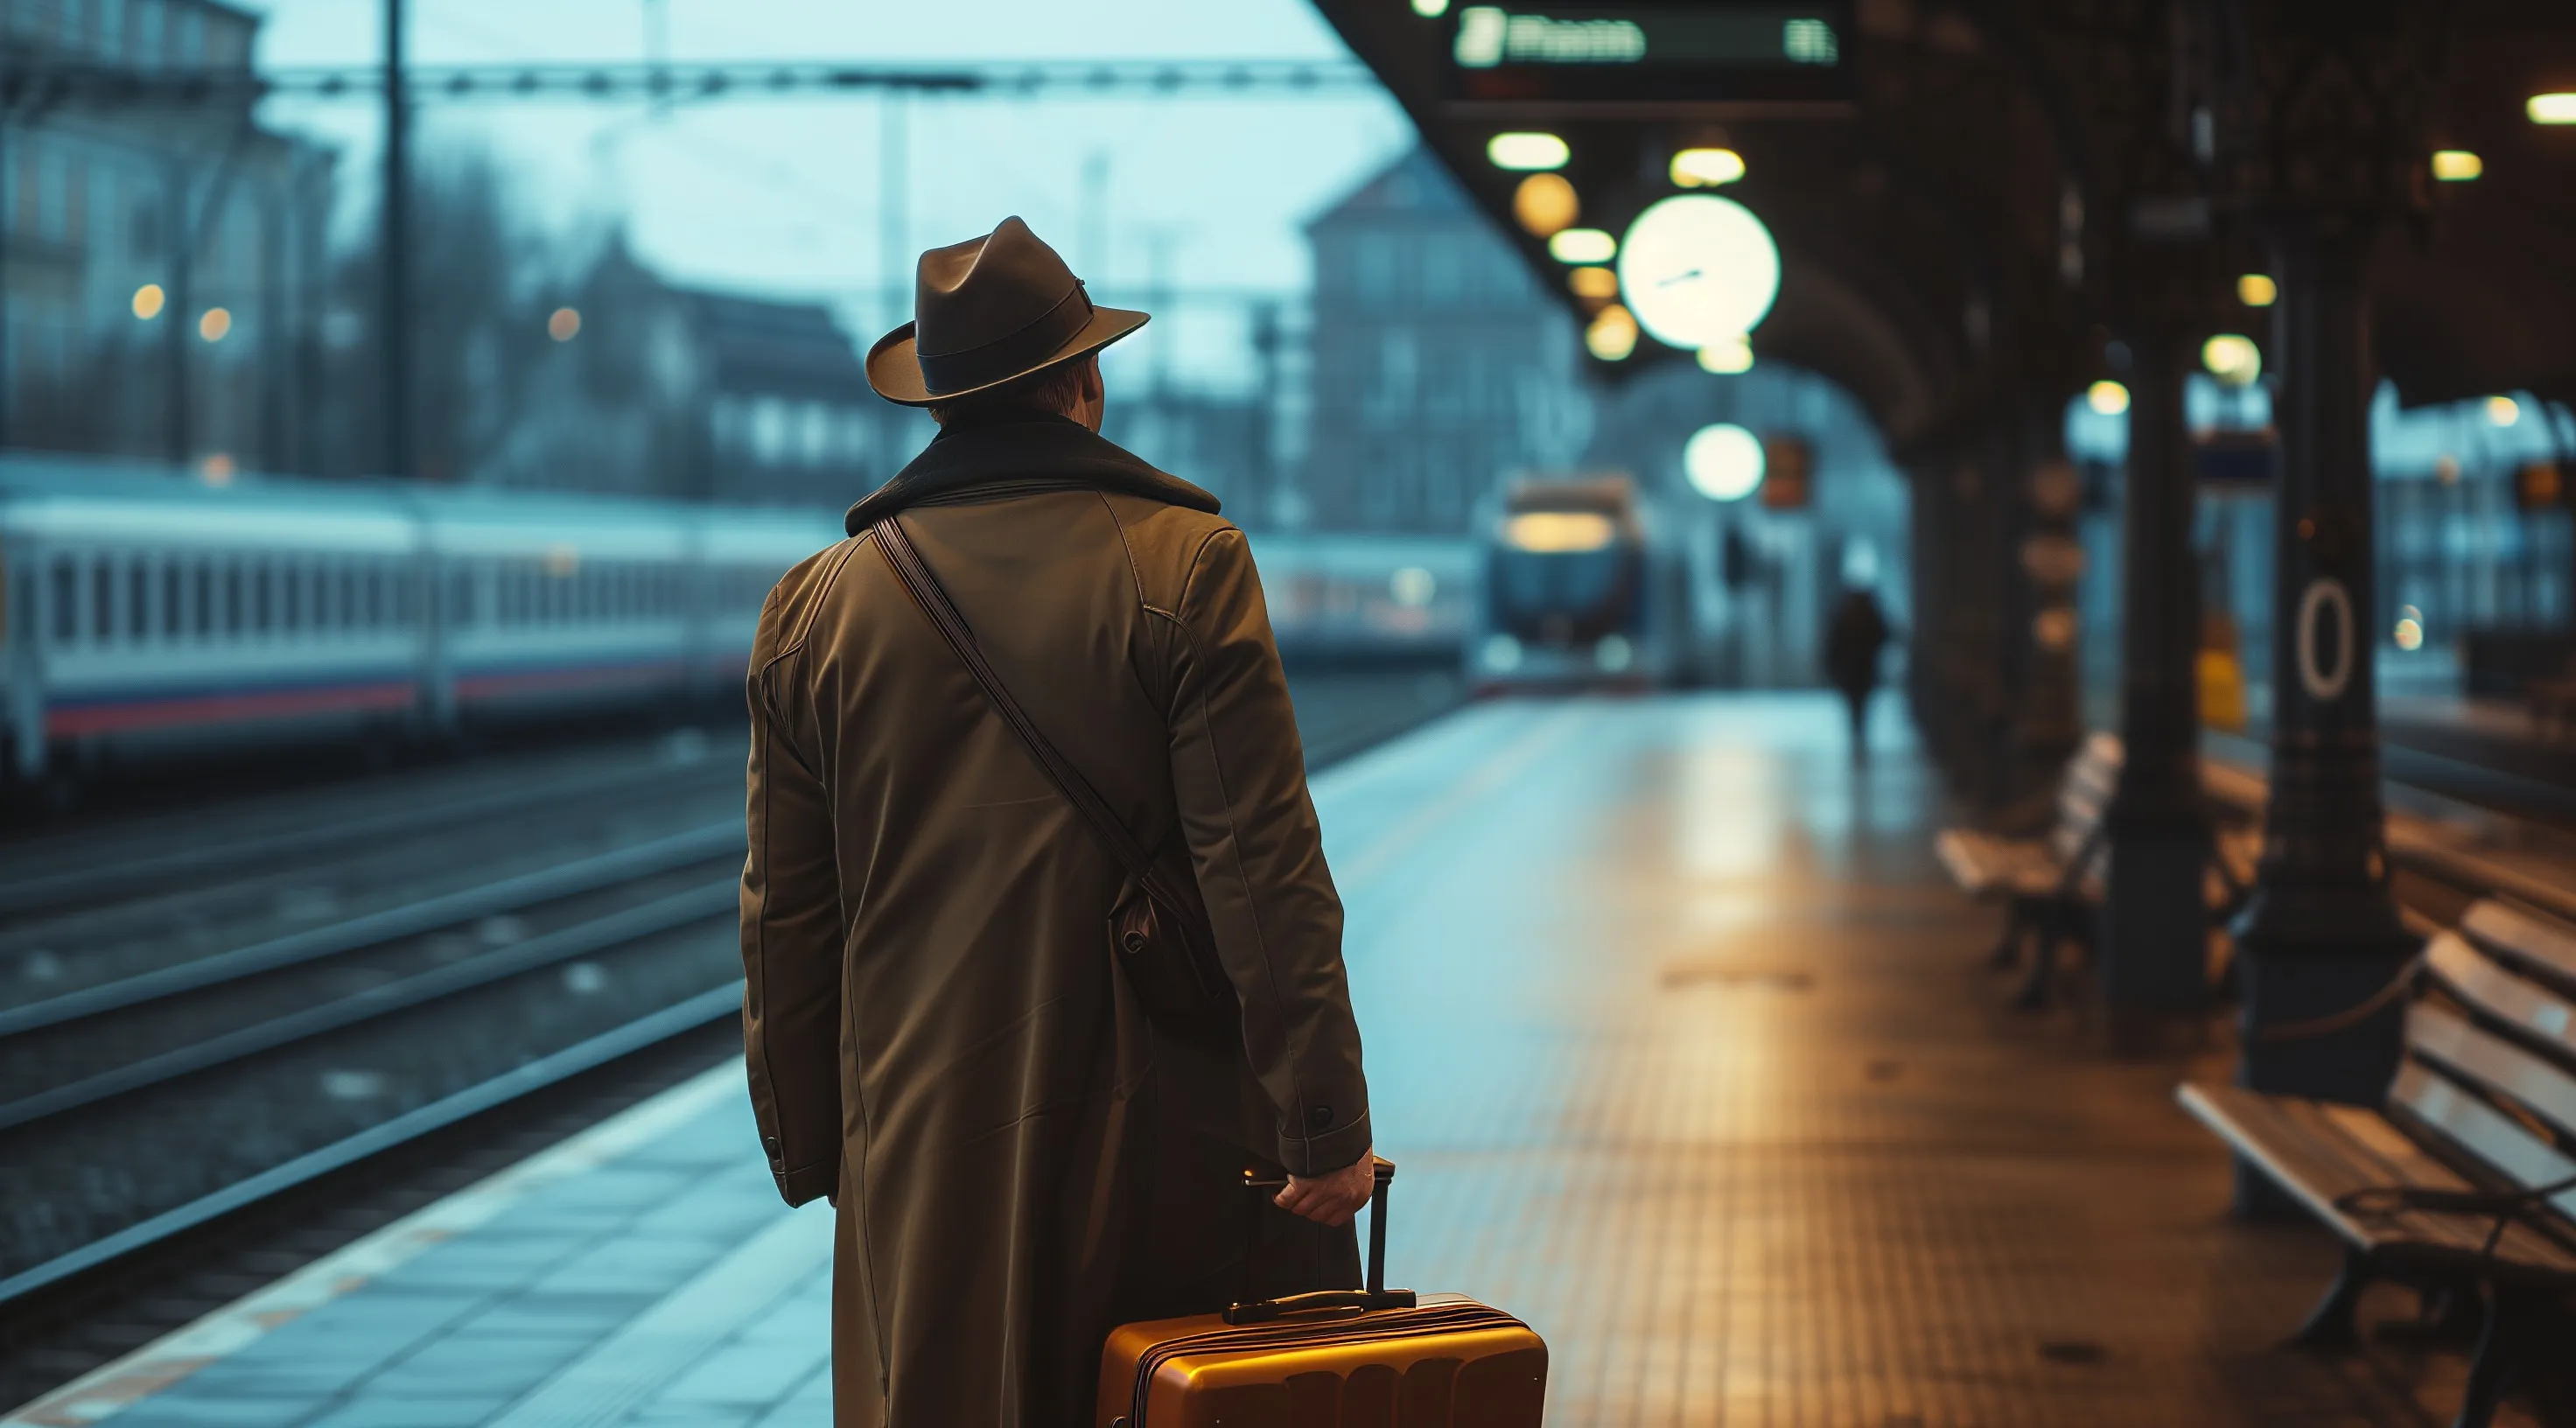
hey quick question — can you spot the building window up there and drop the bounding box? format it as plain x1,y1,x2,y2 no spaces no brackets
751,397,788,466
101,0,127,58
1356,236,1399,305
802,402,833,466
1423,236,1464,306
134,0,162,67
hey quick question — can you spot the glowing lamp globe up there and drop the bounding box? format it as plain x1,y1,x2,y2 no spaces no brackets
1684,424,1765,502
1617,195,1780,351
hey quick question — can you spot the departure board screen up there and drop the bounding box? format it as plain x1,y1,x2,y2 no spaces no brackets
1441,3,1856,109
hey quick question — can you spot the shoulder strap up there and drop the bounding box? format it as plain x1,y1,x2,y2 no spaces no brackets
870,515,1213,941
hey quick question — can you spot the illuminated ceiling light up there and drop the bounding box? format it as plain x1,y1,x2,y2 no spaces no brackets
2528,93,2576,124
1410,0,1450,15
2431,149,2483,180
198,307,232,343
2236,273,2277,307
1512,172,1578,238
2202,333,2261,387
2487,394,2522,426
548,306,582,341
1684,423,1765,501
1567,265,1620,299
1585,303,1638,361
1696,336,1754,373
1488,131,1570,172
1550,228,1616,263
2436,454,2461,484
1669,147,1746,188
2086,380,2130,416
2393,616,2424,651
1617,194,1779,350
132,284,166,320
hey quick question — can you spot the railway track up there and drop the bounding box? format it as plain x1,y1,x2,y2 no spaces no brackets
0,665,1463,1409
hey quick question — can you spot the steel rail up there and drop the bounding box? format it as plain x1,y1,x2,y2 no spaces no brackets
0,982,745,1307
0,881,737,1132
0,822,741,1039
0,753,724,924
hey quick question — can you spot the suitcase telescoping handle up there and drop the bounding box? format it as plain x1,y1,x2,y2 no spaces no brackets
1224,1156,1416,1326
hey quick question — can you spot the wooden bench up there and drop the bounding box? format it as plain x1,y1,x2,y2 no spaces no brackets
1935,732,2260,1007
2179,897,2576,1428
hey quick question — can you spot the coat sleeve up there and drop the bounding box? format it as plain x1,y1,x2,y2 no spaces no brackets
1161,528,1371,1176
740,585,844,1208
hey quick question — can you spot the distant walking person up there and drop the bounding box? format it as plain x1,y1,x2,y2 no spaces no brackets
1824,583,1892,763
738,218,1378,1427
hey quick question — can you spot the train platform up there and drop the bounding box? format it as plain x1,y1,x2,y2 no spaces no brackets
4,696,2509,1427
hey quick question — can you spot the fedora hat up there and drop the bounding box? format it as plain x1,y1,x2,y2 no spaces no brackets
866,216,1147,407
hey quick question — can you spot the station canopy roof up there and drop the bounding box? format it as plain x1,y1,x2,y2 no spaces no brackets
1309,1,2576,456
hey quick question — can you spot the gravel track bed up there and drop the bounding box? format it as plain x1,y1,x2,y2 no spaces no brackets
0,913,738,1280
0,857,741,1102
0,773,744,1010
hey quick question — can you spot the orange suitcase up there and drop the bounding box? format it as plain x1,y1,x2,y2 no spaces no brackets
1096,1160,1547,1427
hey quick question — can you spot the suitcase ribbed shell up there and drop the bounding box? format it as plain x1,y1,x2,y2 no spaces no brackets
1097,1292,1548,1427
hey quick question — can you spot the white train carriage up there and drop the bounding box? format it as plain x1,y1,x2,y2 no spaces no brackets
700,511,850,684
1,460,429,779
420,488,702,718
0,456,844,787
1244,532,1474,665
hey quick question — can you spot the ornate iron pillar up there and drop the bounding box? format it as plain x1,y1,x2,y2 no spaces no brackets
1953,453,2007,802
2099,316,2213,1015
2012,397,2088,807
2230,213,2413,1104
2222,0,2437,1131
1906,462,1950,766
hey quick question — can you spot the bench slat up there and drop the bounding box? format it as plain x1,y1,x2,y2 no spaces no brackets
2390,1060,2576,1225
2424,933,2576,1084
2177,1082,2576,1275
2464,900,2576,996
2408,1001,2576,1154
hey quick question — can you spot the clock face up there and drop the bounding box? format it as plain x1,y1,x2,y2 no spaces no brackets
1616,195,1781,351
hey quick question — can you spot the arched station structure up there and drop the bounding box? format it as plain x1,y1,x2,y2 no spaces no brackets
1310,0,2576,1102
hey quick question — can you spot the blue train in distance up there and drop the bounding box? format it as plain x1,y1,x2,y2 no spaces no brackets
1468,474,1688,692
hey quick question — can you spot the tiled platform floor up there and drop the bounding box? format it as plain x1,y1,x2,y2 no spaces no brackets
7,696,2517,1426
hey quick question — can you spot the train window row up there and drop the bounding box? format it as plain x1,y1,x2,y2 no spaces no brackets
37,551,788,649
46,551,424,649
449,559,696,629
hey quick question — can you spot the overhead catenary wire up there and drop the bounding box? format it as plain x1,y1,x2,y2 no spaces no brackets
0,59,1382,110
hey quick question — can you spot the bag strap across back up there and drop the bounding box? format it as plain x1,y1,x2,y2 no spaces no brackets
869,514,1216,948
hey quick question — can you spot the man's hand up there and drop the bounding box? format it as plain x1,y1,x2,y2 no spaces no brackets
1274,1150,1376,1227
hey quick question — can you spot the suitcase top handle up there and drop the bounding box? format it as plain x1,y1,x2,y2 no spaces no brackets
1227,1157,1417,1326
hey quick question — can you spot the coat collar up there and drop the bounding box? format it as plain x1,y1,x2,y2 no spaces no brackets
844,416,1221,535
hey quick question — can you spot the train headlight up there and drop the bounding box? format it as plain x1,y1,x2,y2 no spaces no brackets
1482,634,1523,673
1594,635,1634,673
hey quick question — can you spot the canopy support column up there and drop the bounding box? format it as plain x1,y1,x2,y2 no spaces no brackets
2230,216,2413,1116
2099,325,2212,1018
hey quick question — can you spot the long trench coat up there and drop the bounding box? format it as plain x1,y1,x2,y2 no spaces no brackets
738,416,1372,1426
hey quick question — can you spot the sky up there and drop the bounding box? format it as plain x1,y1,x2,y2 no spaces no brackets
239,0,1418,388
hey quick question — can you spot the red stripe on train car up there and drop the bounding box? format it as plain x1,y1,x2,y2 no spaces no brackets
46,682,417,738
452,661,688,701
